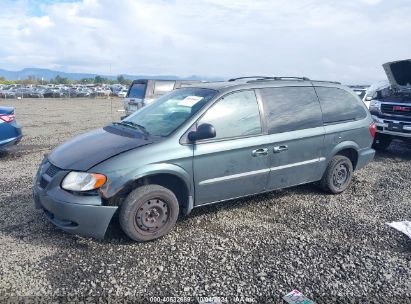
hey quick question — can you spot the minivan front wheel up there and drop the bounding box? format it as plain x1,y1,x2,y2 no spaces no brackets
119,185,179,242
320,155,353,194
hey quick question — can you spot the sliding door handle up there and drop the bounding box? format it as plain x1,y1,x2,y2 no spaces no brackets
273,145,288,153
252,148,268,157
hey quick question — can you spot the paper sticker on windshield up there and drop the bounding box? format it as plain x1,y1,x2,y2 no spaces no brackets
178,96,203,107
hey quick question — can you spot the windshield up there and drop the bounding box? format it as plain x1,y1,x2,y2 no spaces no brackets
127,82,147,98
123,88,216,136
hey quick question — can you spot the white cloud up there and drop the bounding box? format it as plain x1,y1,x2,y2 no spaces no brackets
0,0,410,83
359,0,383,5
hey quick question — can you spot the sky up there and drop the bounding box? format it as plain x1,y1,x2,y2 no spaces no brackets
0,0,410,83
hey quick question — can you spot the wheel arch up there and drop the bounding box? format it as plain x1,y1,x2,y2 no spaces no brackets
101,163,194,215
328,141,360,170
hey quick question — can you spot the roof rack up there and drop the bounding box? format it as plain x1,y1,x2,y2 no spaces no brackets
271,76,310,81
245,76,311,83
229,76,341,85
228,76,273,82
310,79,341,85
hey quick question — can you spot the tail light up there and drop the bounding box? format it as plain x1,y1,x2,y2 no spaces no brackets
0,114,15,123
369,122,376,138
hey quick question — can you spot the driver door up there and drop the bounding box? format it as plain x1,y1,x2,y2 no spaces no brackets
193,90,270,205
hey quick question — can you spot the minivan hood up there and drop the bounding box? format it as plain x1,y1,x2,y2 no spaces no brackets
383,59,411,89
48,127,156,171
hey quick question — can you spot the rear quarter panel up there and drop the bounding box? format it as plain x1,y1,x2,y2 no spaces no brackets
322,117,374,169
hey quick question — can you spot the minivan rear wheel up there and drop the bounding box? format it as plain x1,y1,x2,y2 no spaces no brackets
119,184,179,242
320,155,353,194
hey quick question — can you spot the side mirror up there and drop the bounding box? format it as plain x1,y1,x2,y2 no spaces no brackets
188,123,216,142
365,96,373,101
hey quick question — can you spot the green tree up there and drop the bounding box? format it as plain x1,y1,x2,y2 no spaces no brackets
117,75,125,84
80,77,94,84
24,75,39,85
94,75,104,84
117,75,132,85
52,75,69,84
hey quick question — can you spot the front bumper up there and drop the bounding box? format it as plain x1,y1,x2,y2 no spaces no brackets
0,121,22,148
373,115,411,138
33,159,117,239
0,134,23,148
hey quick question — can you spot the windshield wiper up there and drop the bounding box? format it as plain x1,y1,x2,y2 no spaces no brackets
113,121,149,136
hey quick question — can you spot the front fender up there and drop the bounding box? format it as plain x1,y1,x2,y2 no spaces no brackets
100,163,193,200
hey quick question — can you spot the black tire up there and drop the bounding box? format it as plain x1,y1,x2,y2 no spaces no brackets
119,184,179,242
372,134,392,151
320,155,353,194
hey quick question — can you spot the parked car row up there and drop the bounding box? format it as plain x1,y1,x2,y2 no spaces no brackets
0,84,128,99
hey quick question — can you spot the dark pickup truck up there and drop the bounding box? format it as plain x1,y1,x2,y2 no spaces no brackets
368,59,411,150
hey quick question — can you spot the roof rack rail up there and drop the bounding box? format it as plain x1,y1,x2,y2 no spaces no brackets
228,76,273,82
229,76,340,84
246,76,311,83
271,76,310,81
310,79,341,84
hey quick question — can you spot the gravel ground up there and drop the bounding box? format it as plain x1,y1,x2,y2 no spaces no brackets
0,98,410,303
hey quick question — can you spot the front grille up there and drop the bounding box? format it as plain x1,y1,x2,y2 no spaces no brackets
379,114,411,122
381,104,411,117
45,163,60,177
39,177,49,189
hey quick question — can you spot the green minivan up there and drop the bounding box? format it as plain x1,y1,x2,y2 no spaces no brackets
34,77,376,241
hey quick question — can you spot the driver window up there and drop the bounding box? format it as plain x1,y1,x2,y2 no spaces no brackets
198,90,262,140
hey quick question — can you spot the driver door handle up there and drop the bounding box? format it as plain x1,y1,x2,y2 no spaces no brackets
273,145,288,153
252,148,269,157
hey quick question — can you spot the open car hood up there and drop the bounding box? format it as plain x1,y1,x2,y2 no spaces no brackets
383,59,411,89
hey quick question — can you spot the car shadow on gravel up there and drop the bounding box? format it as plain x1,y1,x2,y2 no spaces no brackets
178,183,326,221
74,183,330,244
99,182,340,247
374,140,411,162
0,143,50,160
0,148,15,159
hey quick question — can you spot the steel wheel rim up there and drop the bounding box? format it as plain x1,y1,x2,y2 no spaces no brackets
135,198,169,233
332,163,349,189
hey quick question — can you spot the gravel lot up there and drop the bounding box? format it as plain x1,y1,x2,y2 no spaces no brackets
0,98,410,303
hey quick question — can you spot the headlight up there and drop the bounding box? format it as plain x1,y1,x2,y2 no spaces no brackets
371,115,384,123
369,99,381,110
62,172,106,192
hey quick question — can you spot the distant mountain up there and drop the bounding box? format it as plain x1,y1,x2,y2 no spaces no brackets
0,68,217,81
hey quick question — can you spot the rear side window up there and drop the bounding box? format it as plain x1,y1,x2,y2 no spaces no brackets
198,90,262,140
154,81,176,95
128,83,147,98
315,87,367,124
259,87,323,134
